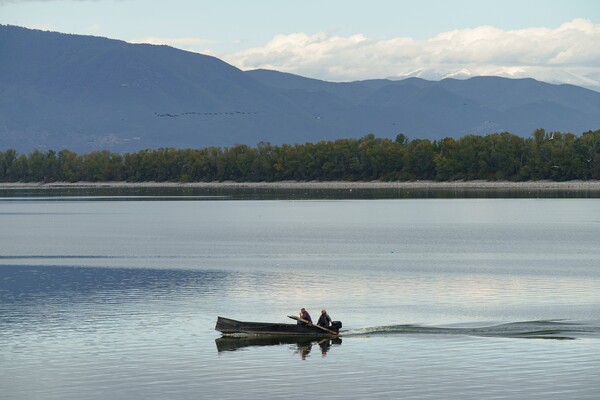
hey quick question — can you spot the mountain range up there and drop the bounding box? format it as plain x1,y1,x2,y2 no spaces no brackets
2,25,600,153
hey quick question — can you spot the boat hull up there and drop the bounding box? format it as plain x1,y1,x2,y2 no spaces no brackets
215,316,340,337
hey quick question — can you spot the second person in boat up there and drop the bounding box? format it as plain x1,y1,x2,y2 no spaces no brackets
317,309,332,328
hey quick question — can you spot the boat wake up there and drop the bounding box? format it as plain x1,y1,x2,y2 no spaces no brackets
342,320,600,340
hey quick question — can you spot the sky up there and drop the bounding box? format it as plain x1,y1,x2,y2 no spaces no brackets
2,0,600,89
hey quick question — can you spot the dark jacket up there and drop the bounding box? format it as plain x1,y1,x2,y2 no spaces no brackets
317,313,332,327
300,310,312,323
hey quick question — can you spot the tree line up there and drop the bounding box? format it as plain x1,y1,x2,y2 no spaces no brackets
1,129,600,183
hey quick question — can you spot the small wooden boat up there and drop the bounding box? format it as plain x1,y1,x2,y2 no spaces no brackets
215,316,342,337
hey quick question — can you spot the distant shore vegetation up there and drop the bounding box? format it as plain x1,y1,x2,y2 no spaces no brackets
1,129,600,183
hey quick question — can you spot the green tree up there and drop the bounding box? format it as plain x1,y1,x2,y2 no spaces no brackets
404,139,435,180
57,149,81,182
434,137,460,181
27,150,58,182
0,149,18,181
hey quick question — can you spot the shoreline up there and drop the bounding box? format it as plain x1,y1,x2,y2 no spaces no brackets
1,180,600,191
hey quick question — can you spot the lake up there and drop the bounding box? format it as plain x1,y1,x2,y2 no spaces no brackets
1,191,599,399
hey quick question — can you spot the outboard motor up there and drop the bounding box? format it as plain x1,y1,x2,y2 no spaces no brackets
331,321,342,332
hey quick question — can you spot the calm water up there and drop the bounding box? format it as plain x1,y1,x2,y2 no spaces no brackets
1,196,599,399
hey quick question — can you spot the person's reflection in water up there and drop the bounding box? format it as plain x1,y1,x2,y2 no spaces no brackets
319,339,332,357
297,342,312,360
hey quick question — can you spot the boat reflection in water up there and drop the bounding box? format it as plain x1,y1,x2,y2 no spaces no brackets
215,336,342,359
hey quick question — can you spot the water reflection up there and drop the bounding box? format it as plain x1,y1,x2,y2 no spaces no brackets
2,185,599,199
0,265,228,303
215,336,342,359
0,265,234,337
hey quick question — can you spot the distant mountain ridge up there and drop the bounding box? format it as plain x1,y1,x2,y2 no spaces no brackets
2,25,600,153
390,67,600,92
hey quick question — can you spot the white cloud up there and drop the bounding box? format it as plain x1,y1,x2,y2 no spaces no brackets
221,19,600,90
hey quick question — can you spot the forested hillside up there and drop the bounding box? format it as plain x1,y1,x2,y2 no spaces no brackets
2,25,600,153
1,129,599,182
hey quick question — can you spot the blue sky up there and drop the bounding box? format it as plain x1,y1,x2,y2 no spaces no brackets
2,0,600,88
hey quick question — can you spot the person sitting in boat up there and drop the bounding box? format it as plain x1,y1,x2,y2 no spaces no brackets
317,309,332,327
297,308,312,325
